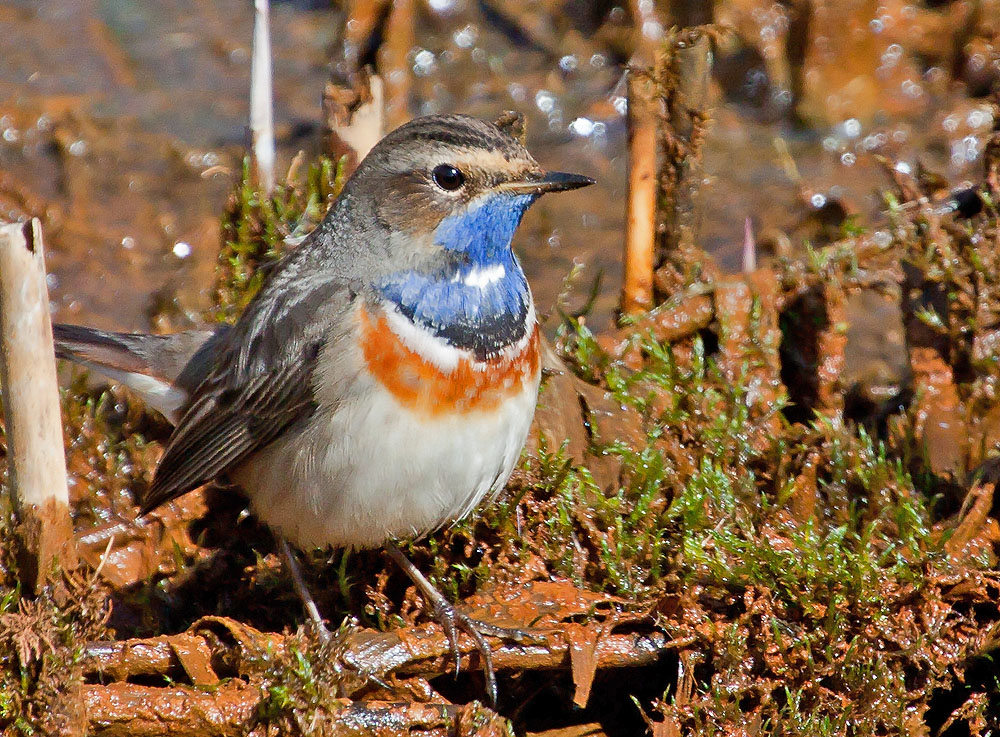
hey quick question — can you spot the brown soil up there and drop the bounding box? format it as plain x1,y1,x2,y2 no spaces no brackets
3,1,1000,735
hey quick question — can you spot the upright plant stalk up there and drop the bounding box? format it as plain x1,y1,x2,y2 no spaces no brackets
0,219,76,591
251,0,276,195
621,0,663,316
379,0,415,131
623,68,658,315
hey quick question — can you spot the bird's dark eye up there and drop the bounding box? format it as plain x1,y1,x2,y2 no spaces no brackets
432,164,465,191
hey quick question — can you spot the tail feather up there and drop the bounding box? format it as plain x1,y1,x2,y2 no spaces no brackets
52,324,229,424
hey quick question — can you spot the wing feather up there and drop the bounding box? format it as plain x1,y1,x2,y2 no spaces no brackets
140,276,351,514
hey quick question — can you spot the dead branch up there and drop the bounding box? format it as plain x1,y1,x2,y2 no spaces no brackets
623,67,658,315
0,219,77,592
653,28,716,283
84,681,258,737
79,613,672,735
250,0,276,195
81,621,672,686
378,0,414,130
714,270,787,428
600,290,715,365
816,283,848,416
83,684,507,737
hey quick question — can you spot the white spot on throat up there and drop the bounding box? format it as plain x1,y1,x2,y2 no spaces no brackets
453,263,506,289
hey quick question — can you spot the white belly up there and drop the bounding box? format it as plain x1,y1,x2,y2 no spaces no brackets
232,369,539,550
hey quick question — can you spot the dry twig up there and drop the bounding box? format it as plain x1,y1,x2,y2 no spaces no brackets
0,219,77,591
250,0,276,194
623,67,658,315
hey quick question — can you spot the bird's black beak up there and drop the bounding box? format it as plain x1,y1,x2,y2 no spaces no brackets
501,171,596,195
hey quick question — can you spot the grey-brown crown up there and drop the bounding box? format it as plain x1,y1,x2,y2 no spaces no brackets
369,114,535,165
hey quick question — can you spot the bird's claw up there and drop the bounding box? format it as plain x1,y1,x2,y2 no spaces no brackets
429,599,542,708
341,654,394,692
385,543,543,706
310,620,333,645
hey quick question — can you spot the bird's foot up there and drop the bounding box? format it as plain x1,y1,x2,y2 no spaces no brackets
428,595,543,706
308,619,333,646
386,543,544,706
340,652,394,692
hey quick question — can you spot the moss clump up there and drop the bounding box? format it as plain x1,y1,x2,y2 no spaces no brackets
254,626,358,734
215,155,347,321
399,181,1000,729
60,375,163,531
0,542,111,736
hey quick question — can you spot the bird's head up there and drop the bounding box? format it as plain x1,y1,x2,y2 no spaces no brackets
346,114,593,267
340,114,592,359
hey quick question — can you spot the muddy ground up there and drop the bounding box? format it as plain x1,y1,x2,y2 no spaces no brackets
3,0,1000,735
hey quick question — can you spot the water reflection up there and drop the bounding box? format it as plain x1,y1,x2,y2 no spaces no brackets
0,0,994,335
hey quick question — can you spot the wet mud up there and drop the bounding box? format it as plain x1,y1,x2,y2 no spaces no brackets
3,0,1000,735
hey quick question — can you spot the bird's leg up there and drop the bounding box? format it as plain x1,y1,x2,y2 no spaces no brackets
386,542,539,706
280,540,394,692
280,538,331,644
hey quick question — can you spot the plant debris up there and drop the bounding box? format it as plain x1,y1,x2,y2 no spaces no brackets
4,22,1000,737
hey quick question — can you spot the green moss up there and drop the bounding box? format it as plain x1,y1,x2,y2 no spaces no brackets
3,119,996,734
253,625,363,733
215,155,348,321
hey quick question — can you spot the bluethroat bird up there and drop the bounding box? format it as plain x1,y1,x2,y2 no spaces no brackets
53,114,593,702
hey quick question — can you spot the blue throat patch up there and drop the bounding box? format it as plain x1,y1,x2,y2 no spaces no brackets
377,193,536,360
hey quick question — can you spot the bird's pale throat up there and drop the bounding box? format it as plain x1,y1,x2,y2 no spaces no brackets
376,193,536,360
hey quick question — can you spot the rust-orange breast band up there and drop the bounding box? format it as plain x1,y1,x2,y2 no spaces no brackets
358,307,539,416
